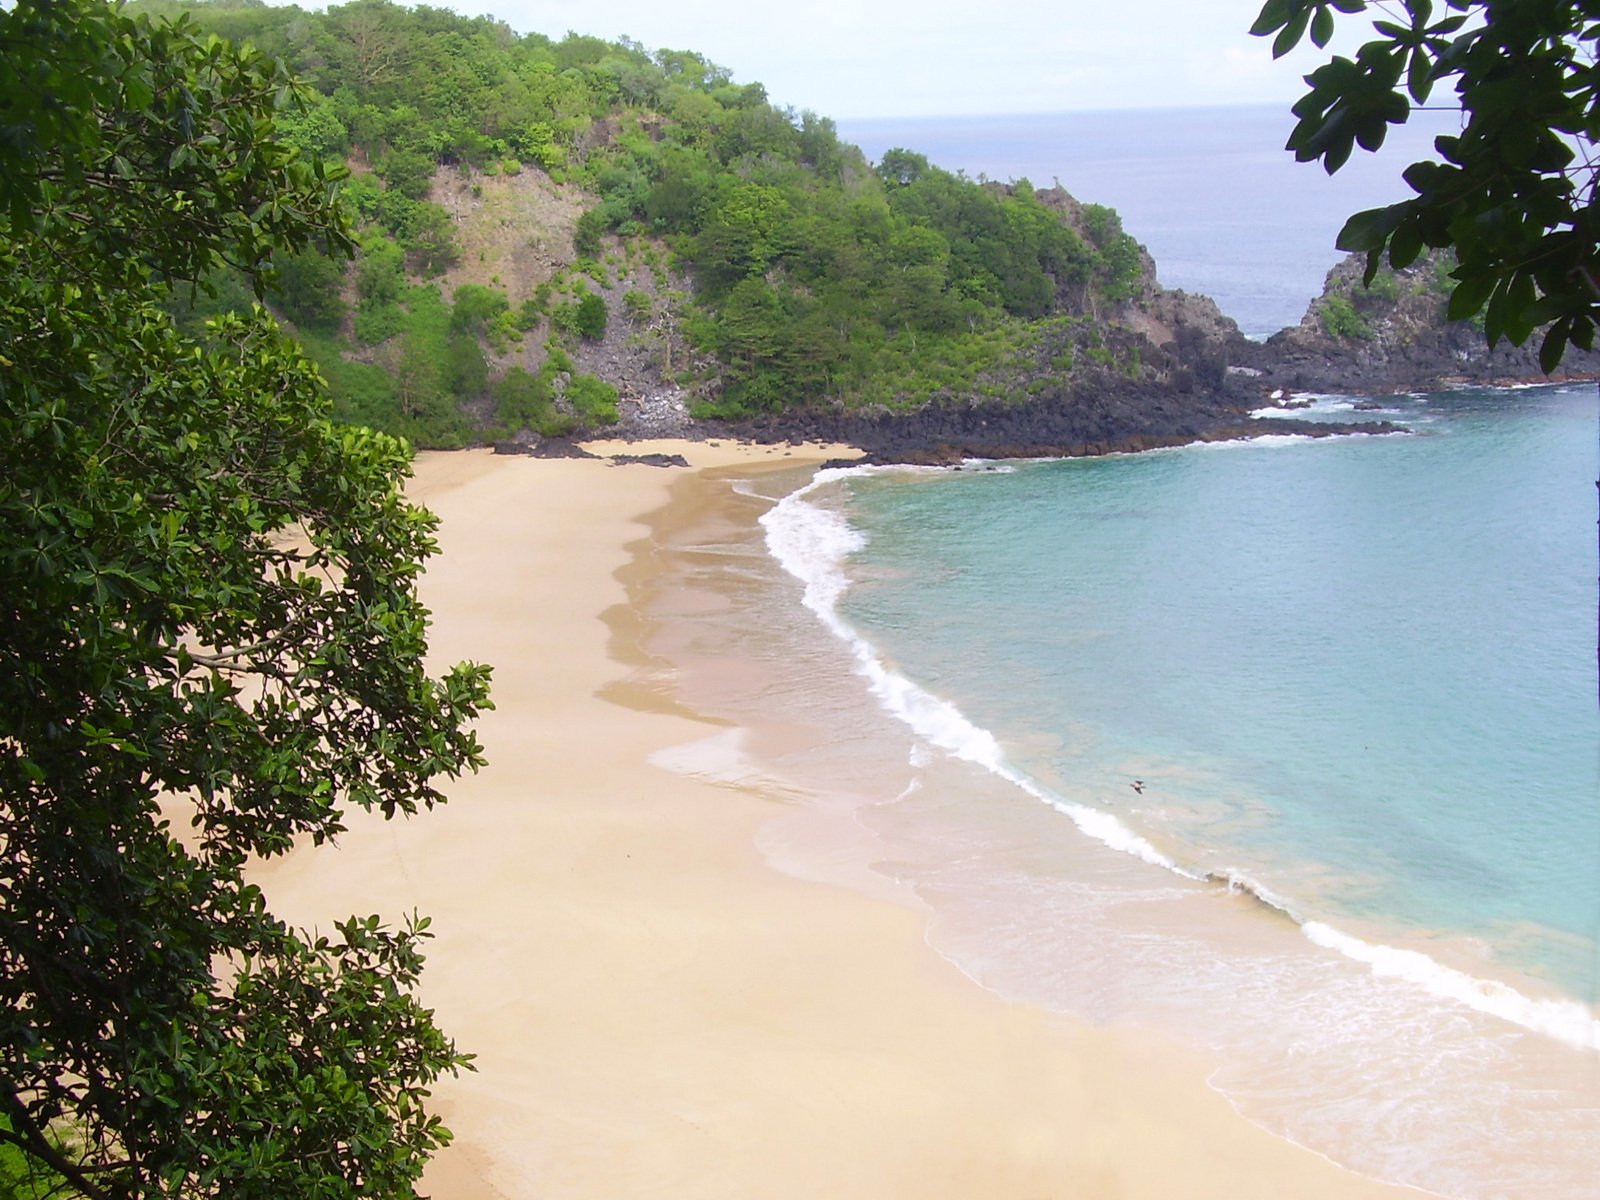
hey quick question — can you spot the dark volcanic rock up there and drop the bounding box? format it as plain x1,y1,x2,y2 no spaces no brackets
728,371,1401,466
1232,252,1600,394
608,452,690,468
526,437,601,459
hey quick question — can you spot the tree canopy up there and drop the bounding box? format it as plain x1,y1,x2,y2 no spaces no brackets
1253,0,1600,369
110,0,1153,435
0,1,490,1196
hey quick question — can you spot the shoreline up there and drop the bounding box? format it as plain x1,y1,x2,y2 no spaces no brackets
732,436,1600,1198
765,451,1600,1047
252,440,1425,1199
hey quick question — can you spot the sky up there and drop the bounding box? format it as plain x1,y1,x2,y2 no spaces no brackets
421,0,1377,120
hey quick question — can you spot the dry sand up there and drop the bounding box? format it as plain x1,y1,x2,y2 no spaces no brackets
254,441,1423,1199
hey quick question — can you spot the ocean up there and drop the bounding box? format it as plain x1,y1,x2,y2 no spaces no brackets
644,107,1600,1197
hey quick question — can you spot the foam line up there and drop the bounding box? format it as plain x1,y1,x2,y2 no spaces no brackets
761,465,1600,1052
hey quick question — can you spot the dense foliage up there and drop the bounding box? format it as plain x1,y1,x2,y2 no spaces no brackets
1254,0,1600,369
135,0,1151,441
0,1,490,1195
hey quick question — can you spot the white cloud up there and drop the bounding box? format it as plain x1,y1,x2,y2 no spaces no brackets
302,0,1391,118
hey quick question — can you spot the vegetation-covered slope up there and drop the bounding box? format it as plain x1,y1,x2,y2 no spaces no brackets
137,0,1164,447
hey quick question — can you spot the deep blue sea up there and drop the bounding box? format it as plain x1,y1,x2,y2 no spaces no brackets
740,108,1600,1197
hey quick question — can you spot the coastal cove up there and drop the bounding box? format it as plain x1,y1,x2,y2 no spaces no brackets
631,384,1600,1200
237,89,1598,1190
16,5,1600,1194
252,441,1428,1199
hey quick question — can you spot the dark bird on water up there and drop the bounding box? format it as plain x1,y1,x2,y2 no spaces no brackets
1130,780,1145,794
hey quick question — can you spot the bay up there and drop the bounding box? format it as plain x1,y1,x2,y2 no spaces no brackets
701,106,1600,1197
753,385,1600,1198
640,105,1600,1200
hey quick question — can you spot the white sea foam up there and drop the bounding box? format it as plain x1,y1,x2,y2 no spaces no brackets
1249,391,1354,417
1209,867,1309,920
762,469,1182,875
761,463,1600,1057
1252,393,1382,420
1302,921,1600,1053
1192,433,1319,450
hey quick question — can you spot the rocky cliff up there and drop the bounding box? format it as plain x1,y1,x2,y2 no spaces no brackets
693,249,1591,464
1233,252,1600,393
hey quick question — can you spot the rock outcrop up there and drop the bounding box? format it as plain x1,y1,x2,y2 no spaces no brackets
1234,252,1600,393
715,250,1592,465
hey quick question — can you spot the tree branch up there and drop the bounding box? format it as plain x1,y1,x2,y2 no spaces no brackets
0,1082,117,1200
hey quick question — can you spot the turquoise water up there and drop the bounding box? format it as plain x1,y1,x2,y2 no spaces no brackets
734,104,1600,1198
832,387,1600,1002
752,384,1600,1196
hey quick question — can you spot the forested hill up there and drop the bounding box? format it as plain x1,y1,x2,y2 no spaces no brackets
130,0,1242,449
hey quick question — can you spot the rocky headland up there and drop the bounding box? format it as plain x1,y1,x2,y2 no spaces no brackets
1233,253,1600,395
705,249,1596,465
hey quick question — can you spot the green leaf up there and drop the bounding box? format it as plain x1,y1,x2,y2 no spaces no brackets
1406,46,1435,102
1274,7,1313,57
1336,205,1400,252
1446,273,1494,322
124,73,154,111
1389,216,1424,268
1311,6,1336,47
1539,319,1569,372
1482,274,1515,345
1250,0,1297,37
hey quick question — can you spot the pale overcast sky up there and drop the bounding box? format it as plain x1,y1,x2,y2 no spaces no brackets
424,0,1373,119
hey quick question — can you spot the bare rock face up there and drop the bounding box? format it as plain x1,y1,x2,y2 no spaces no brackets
429,167,587,305
613,389,697,439
1131,289,1254,389
1235,253,1600,392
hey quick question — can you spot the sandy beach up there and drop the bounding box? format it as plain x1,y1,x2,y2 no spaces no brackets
253,441,1424,1200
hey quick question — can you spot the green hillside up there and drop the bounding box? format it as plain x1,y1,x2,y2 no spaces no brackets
138,0,1157,447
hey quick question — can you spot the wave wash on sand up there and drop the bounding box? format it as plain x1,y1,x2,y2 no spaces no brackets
760,461,1600,1200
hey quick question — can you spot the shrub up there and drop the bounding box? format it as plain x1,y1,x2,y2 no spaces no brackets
574,207,606,256
270,246,348,332
444,334,489,397
1320,293,1374,340
450,283,510,334
565,373,620,425
1362,270,1401,303
378,149,436,200
356,239,406,306
354,301,406,345
492,366,550,428
622,289,652,322
574,291,608,339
